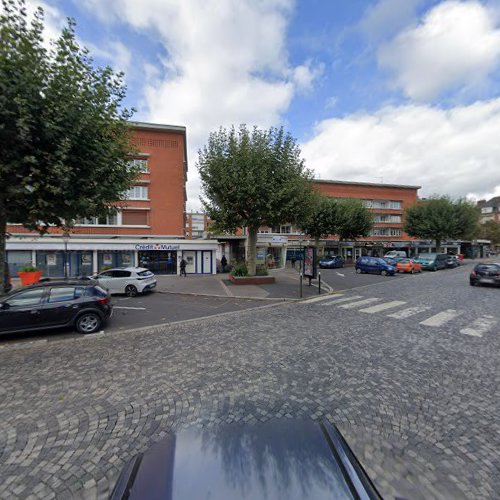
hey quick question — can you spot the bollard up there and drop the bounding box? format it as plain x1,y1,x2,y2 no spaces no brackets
300,273,303,298
318,272,321,295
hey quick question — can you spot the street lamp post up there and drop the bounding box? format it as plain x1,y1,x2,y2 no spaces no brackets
63,232,70,279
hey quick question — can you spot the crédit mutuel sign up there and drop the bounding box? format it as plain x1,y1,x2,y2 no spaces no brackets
135,244,181,251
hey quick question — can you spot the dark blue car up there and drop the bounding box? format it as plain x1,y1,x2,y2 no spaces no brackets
355,256,396,276
319,255,344,269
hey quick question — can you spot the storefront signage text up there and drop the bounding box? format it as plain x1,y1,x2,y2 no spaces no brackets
135,244,181,251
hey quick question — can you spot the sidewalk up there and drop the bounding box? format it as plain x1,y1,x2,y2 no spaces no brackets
156,267,331,300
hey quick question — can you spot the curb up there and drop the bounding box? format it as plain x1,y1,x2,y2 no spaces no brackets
156,290,294,302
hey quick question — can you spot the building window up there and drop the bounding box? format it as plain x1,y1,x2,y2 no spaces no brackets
76,213,119,225
389,201,402,209
122,210,148,226
126,186,149,200
371,228,387,236
362,200,373,208
373,214,401,223
389,228,401,236
127,158,149,173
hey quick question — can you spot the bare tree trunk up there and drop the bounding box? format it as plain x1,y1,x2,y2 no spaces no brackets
246,226,258,276
0,199,6,296
436,238,442,253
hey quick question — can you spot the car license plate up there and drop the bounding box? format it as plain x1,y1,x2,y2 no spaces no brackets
480,278,494,283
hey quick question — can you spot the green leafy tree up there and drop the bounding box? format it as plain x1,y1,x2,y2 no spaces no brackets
479,220,500,245
404,196,480,252
198,125,315,275
301,194,340,249
336,198,374,242
0,0,137,293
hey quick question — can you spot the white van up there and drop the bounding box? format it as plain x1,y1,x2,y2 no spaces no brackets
384,251,406,258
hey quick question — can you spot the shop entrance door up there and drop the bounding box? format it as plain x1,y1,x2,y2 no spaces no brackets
139,251,177,274
201,251,212,274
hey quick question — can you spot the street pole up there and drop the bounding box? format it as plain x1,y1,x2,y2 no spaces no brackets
63,232,69,279
318,271,321,295
299,272,303,298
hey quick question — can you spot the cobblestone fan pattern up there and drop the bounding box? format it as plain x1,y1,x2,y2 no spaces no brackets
0,275,499,498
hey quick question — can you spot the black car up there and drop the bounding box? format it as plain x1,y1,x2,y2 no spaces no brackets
470,263,500,287
3,266,12,294
319,255,345,269
0,281,112,335
111,419,381,500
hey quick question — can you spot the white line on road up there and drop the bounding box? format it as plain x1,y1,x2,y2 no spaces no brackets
460,316,497,337
387,306,431,319
302,294,345,304
317,295,366,306
360,300,406,314
338,297,381,309
335,272,345,277
419,309,460,327
113,306,147,310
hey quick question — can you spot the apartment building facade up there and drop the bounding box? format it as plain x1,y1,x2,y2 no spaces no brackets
477,197,500,224
6,122,218,276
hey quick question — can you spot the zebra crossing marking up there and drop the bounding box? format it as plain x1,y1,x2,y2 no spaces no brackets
387,306,431,319
302,294,344,304
360,300,406,314
419,309,460,327
338,297,381,309
317,295,364,306
460,316,497,337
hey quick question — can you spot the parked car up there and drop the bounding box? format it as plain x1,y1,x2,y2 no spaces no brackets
110,419,381,500
0,281,112,335
414,253,447,271
384,250,406,258
92,267,157,297
396,258,422,274
319,255,344,269
446,255,459,269
470,263,500,287
355,256,396,276
382,257,401,267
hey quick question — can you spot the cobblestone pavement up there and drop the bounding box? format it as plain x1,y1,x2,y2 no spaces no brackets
0,265,499,499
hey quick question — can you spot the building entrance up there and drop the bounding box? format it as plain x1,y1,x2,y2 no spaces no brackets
138,251,177,274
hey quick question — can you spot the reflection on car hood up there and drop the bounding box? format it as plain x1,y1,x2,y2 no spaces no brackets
110,420,381,500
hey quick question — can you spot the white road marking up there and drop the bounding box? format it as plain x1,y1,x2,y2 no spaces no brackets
460,316,497,337
113,306,147,310
420,310,460,327
317,295,365,306
338,297,381,309
387,306,431,319
360,300,406,314
336,272,345,277
302,294,345,304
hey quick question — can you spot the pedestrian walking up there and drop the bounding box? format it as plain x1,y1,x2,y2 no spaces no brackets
221,255,227,272
180,257,187,277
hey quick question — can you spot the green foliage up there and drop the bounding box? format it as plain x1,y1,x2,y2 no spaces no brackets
404,196,480,249
231,261,249,277
479,220,500,245
302,195,373,242
198,125,315,231
19,265,37,272
198,125,315,275
255,264,268,276
0,0,137,293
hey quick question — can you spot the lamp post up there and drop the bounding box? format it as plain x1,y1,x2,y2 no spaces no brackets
62,231,70,279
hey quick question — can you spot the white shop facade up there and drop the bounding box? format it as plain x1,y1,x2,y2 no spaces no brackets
6,235,219,277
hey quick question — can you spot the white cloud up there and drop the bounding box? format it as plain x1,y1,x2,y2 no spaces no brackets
300,98,500,200
80,0,321,209
358,0,423,42
378,1,500,101
86,40,132,74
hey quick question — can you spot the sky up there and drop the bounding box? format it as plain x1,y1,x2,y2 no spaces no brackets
21,0,500,210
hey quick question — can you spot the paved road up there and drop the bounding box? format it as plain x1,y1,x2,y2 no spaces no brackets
0,293,278,345
0,265,499,499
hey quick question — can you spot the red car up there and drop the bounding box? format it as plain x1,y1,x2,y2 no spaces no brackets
396,259,422,274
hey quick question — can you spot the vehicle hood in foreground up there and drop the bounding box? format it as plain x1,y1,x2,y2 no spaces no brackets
110,419,381,500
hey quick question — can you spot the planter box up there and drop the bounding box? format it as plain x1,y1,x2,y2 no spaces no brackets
229,275,275,285
18,271,42,286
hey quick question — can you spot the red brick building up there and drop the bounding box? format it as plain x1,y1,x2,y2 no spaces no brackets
6,122,218,276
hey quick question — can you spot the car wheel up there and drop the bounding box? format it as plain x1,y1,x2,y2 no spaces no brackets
356,268,362,274
432,266,437,272
76,312,102,334
381,270,388,276
125,284,138,297
470,281,477,286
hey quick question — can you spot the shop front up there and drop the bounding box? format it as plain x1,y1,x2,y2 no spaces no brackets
256,235,288,269
6,237,219,277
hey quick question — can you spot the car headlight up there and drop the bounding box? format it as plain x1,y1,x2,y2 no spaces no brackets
428,261,434,264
